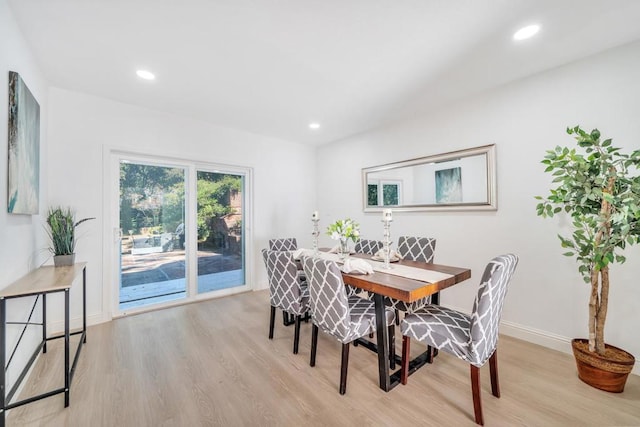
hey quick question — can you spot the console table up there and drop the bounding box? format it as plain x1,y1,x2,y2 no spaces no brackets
0,263,87,426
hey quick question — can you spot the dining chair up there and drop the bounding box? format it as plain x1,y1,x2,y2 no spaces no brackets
396,236,436,263
353,239,383,255
268,237,298,251
302,256,396,395
262,249,310,354
347,238,383,297
400,254,519,425
268,237,304,324
385,236,437,324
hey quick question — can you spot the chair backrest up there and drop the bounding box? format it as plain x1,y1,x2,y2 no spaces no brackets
397,236,436,262
268,238,298,251
353,239,383,255
262,249,306,315
469,254,519,365
302,256,352,342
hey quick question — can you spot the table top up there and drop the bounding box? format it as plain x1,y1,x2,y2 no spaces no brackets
342,255,471,303
0,263,87,298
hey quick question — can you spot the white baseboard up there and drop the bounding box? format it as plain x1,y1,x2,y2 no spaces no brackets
47,313,107,335
499,319,639,376
444,304,639,377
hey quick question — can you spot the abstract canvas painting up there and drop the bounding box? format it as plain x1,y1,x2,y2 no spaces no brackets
435,167,462,203
8,71,40,214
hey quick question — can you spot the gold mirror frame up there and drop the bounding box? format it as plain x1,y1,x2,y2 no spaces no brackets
362,144,497,212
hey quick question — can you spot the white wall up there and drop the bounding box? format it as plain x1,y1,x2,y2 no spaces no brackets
46,88,316,324
317,40,640,373
0,0,50,387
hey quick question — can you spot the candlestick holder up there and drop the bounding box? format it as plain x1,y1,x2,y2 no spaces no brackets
312,218,320,256
381,218,392,269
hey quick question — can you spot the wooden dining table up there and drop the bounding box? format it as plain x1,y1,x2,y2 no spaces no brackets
340,255,471,392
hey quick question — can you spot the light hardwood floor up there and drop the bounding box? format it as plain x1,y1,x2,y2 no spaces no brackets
9,290,640,426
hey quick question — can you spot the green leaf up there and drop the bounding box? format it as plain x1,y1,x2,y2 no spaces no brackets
563,251,574,257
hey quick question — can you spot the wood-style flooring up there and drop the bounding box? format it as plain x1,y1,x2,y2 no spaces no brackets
9,290,640,426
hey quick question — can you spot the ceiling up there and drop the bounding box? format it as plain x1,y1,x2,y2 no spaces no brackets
8,0,640,145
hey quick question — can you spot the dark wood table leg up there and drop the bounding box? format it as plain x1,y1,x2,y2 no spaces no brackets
373,293,390,391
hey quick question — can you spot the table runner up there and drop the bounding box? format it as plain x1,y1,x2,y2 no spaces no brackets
294,249,453,284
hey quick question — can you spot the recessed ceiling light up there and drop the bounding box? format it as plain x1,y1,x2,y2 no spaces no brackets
136,69,155,80
513,24,540,41
309,122,321,130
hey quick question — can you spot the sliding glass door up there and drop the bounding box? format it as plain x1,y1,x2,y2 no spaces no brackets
113,153,251,314
118,161,187,310
196,170,245,293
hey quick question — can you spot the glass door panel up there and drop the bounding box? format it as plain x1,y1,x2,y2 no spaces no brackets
196,171,245,293
119,161,186,310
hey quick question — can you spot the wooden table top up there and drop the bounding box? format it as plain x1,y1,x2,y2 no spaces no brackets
0,263,87,298
341,255,471,303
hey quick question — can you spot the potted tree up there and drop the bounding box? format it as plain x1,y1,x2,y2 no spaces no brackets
536,126,639,392
46,206,95,266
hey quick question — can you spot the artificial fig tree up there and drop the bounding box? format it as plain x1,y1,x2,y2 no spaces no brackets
536,126,640,355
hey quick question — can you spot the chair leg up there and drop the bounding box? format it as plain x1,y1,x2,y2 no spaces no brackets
310,324,318,367
401,336,410,385
282,311,289,326
339,343,350,395
395,309,400,326
470,365,484,425
388,324,396,370
269,306,276,339
293,315,301,354
489,350,500,398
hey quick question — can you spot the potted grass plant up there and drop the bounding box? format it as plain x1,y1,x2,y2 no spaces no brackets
535,126,640,392
46,206,95,266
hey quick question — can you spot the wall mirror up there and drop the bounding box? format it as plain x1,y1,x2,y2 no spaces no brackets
362,144,497,212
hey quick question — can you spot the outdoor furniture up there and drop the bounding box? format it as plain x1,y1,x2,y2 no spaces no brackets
400,254,519,425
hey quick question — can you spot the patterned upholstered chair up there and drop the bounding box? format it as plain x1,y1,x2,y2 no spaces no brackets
268,237,304,323
353,239,383,255
396,236,436,263
385,236,437,324
400,254,519,425
262,249,309,354
268,238,298,251
302,256,396,395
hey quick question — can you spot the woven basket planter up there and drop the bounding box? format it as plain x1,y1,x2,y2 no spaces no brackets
571,338,635,393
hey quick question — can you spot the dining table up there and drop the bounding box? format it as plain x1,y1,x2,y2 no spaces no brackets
307,250,471,392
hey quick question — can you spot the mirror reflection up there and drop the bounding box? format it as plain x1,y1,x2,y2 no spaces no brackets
363,144,496,212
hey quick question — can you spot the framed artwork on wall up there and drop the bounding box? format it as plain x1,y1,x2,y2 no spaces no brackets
8,71,40,214
435,166,462,203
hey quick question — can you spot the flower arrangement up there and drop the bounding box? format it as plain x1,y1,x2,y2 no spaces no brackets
326,218,360,243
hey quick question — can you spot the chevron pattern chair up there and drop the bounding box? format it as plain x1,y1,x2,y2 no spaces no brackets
400,254,519,425
353,238,383,255
262,249,310,354
268,237,298,251
302,256,396,395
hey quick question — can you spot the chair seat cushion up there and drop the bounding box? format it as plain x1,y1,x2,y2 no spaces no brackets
321,296,395,343
401,305,474,364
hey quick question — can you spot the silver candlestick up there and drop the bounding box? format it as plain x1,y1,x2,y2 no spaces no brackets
311,213,320,256
381,209,393,269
